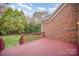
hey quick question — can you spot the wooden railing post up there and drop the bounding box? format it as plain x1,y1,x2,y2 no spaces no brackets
41,32,45,37
19,34,26,45
0,32,5,53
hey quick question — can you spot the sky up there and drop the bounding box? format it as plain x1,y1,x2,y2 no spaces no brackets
8,3,61,16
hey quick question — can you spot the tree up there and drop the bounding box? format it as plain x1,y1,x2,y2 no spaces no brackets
0,8,27,35
25,23,41,33
33,11,49,22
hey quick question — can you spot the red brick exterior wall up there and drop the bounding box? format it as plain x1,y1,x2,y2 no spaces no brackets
77,4,79,45
42,4,78,44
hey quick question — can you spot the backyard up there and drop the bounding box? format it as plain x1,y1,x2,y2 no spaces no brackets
3,34,42,48
0,5,42,48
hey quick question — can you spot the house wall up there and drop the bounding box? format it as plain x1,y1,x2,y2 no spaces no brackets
77,4,79,45
42,4,78,44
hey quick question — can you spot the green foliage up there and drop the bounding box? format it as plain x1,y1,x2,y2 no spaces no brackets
0,8,27,35
0,7,41,35
25,23,41,33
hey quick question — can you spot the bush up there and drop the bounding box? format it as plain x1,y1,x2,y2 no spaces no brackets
25,23,41,33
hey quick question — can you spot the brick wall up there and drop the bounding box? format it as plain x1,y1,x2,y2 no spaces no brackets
42,4,78,44
77,4,79,45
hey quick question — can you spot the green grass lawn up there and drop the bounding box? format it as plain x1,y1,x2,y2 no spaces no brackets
3,34,42,48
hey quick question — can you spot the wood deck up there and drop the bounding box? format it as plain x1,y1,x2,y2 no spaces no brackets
1,38,77,56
